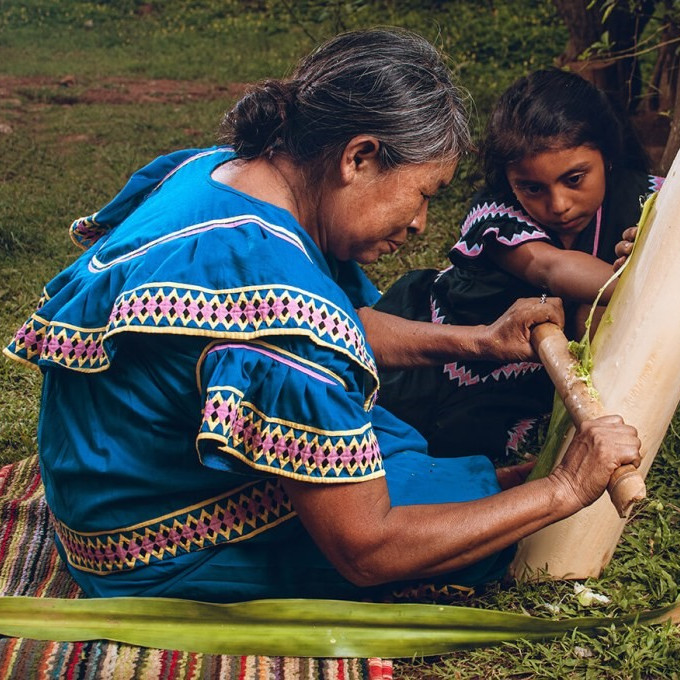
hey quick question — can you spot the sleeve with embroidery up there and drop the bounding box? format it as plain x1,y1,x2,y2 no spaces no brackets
450,192,551,263
196,340,385,483
69,147,206,249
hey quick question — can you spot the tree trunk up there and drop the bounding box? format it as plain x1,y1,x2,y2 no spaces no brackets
553,0,603,60
645,1,680,113
660,71,680,173
553,0,654,113
651,3,680,173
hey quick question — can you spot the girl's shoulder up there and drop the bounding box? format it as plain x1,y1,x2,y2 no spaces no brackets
601,167,665,231
587,167,665,262
648,173,665,194
449,187,551,261
607,167,664,200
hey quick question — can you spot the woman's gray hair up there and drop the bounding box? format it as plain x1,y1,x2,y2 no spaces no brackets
221,28,472,169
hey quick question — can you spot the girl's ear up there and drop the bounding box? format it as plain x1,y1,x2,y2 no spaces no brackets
338,135,381,185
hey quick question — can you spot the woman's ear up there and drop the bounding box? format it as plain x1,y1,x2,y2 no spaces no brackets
338,135,381,185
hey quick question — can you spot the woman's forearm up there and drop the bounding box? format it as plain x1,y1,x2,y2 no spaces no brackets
282,416,640,588
343,476,575,585
358,306,486,369
282,473,570,587
358,297,564,370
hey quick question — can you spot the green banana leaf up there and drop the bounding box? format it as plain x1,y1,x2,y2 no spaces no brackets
0,596,677,658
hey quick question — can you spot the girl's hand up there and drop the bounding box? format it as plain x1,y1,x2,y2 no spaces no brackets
613,226,638,271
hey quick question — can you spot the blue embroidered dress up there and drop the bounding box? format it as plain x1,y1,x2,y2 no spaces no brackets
5,147,510,602
375,169,664,460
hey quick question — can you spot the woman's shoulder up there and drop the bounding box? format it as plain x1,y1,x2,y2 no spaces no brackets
70,146,235,249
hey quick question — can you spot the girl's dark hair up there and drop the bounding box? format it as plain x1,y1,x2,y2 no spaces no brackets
220,28,472,170
482,68,649,195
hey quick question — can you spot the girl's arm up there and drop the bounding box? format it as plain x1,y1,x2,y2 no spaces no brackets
487,240,616,303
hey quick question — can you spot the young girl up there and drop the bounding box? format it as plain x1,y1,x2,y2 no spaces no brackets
375,68,664,460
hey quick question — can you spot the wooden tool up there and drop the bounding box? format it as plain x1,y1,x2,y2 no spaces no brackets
530,322,646,518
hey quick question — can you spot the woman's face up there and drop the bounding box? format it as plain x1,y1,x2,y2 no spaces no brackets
505,145,607,248
318,144,456,264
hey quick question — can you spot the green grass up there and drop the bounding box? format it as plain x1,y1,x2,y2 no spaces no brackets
0,0,679,677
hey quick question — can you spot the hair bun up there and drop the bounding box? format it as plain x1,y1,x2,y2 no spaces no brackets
222,80,295,158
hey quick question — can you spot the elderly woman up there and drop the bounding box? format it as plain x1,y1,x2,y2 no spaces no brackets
4,28,640,603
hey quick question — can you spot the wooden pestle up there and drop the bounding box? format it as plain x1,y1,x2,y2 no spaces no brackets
530,322,646,518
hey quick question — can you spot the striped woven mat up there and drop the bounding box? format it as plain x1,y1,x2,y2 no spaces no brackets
0,455,393,679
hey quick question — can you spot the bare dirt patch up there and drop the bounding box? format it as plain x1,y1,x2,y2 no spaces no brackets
0,74,666,171
0,76,250,143
0,75,249,106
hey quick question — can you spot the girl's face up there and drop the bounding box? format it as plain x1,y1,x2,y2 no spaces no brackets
505,145,606,248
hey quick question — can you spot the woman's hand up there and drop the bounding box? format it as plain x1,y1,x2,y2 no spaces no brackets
359,297,562,370
549,415,641,513
478,297,565,362
613,226,638,271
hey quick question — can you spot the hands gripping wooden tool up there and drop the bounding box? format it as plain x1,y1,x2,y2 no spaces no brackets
530,322,646,518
